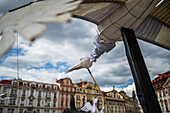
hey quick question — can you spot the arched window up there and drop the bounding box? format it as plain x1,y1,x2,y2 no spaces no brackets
87,85,92,89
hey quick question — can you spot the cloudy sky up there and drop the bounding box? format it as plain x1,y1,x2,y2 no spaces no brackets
0,0,170,97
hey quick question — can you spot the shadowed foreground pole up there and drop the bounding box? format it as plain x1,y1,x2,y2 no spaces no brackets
121,27,161,113
87,68,112,113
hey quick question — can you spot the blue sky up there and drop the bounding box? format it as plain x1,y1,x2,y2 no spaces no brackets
0,0,170,96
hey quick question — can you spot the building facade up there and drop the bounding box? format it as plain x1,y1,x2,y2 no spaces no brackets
54,78,75,113
74,80,104,111
152,70,170,112
0,79,59,113
119,91,141,113
0,77,143,113
104,90,125,113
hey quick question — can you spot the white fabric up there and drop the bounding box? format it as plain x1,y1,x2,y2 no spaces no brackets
81,98,104,113
92,98,98,113
64,57,92,74
81,102,93,112
88,35,116,62
0,0,81,57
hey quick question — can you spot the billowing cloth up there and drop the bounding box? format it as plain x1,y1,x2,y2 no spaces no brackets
88,35,116,62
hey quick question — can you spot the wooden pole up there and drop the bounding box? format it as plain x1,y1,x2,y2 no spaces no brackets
87,68,113,113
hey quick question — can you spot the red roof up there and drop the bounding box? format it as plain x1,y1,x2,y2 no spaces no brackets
77,81,87,87
0,80,11,84
152,70,170,83
57,79,63,83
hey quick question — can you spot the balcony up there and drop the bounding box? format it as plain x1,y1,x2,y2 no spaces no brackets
20,103,24,106
44,104,50,107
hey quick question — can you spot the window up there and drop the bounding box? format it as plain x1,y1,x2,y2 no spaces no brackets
29,100,33,106
39,84,42,88
21,99,24,105
163,90,166,96
159,91,162,97
22,90,25,96
77,89,80,93
11,89,17,95
66,94,68,99
23,83,27,87
61,101,63,107
7,109,14,113
87,96,92,102
165,103,168,112
46,85,51,89
53,101,56,107
66,81,69,84
87,85,92,89
76,95,80,100
0,100,4,104
62,94,64,99
119,107,121,113
0,108,3,113
76,102,80,108
9,99,16,105
161,104,164,112
44,110,50,113
168,89,170,95
71,89,72,92
45,100,50,107
54,86,57,89
66,88,68,92
3,87,7,93
37,100,41,106
46,92,51,98
62,88,64,91
54,93,56,98
114,93,116,98
38,91,41,97
12,81,18,85
30,90,34,96
122,107,125,113
87,91,91,94
83,90,85,93
115,106,117,113
19,109,23,113
66,101,68,107
111,106,113,112
37,110,40,113
99,97,102,102
31,84,36,87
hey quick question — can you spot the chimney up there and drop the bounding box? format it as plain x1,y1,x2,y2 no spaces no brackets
113,86,115,90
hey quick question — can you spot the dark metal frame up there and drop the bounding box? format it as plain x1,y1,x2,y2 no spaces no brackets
121,27,162,113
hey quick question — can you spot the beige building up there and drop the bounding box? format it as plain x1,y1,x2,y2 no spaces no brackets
0,79,59,113
104,89,125,113
152,70,170,112
119,91,141,113
74,80,104,110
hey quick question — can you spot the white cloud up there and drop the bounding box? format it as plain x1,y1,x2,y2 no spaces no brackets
100,82,136,97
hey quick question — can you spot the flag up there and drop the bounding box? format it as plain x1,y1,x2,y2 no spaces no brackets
82,96,85,107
